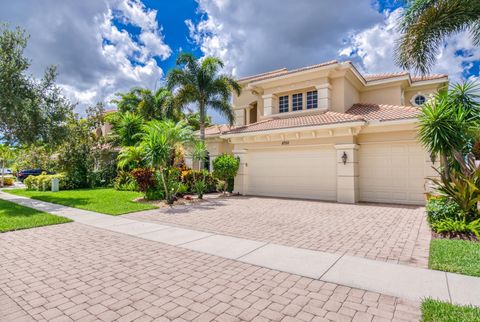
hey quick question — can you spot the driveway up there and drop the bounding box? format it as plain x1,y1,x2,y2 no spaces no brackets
1,223,420,321
126,197,431,268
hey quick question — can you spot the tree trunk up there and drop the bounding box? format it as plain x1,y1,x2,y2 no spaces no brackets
199,100,206,169
0,160,4,188
441,153,449,179
159,167,172,205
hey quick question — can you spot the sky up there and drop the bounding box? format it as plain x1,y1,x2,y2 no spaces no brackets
0,0,479,123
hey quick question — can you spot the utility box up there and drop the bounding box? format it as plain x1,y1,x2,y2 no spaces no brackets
51,178,59,192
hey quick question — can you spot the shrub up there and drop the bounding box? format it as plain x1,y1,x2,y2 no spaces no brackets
114,170,138,191
2,176,15,186
131,168,155,192
181,170,217,193
24,173,66,191
213,154,239,193
426,196,462,225
432,218,480,238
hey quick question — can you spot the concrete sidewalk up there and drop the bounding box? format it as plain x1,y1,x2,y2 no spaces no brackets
2,191,480,308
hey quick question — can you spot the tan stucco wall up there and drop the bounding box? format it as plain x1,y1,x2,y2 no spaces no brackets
404,87,438,106
360,85,403,106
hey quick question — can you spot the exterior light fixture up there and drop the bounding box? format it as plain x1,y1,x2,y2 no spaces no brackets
342,152,348,165
430,153,436,164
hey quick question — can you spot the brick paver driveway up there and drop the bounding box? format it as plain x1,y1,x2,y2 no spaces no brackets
126,197,431,268
1,223,421,322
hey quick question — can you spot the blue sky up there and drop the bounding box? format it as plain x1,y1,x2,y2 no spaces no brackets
0,0,478,122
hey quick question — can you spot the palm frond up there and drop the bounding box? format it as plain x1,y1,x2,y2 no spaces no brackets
208,99,235,125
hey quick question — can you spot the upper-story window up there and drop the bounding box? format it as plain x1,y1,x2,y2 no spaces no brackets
306,90,318,109
292,93,303,111
279,95,289,113
413,94,426,106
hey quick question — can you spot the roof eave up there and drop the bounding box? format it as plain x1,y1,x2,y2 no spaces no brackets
220,120,366,139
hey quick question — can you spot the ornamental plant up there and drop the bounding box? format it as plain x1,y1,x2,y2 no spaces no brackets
213,153,239,193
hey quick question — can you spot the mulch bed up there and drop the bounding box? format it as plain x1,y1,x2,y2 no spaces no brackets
432,231,479,242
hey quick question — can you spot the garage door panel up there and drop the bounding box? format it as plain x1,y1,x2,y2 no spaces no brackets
359,142,426,205
247,147,336,201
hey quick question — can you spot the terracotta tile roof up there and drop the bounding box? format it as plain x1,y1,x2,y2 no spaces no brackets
204,124,235,136
244,60,339,83
346,103,419,121
364,72,447,83
238,68,288,82
224,103,419,135
410,74,448,82
226,111,363,134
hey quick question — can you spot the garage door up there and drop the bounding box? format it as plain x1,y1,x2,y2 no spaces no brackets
359,142,426,205
247,147,337,201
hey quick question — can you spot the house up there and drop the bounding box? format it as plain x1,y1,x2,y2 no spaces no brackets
204,60,448,205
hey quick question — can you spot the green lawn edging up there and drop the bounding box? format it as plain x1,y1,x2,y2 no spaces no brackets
7,188,156,215
422,299,480,322
429,238,480,277
0,199,71,232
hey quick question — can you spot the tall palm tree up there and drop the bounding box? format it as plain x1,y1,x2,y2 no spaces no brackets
396,0,480,74
113,87,179,121
166,53,241,142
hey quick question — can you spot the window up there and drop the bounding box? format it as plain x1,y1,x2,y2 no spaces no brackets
306,90,318,109
292,93,303,111
279,95,289,113
414,94,426,106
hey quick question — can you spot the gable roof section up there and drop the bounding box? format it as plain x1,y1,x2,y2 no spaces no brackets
204,124,235,137
364,72,447,83
222,103,420,136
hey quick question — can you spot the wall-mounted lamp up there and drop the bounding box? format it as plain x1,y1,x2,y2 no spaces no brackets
430,153,436,164
341,152,348,165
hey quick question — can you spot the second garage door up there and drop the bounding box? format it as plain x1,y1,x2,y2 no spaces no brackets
247,147,337,201
359,142,426,205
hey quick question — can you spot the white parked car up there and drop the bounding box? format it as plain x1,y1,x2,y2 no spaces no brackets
1,169,13,175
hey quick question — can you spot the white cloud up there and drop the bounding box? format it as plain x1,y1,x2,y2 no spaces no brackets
187,0,384,77
0,0,171,114
339,8,480,82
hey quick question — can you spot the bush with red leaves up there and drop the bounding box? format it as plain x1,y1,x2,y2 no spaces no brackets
130,168,156,192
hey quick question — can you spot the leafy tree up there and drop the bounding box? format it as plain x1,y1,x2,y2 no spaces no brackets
0,24,73,145
167,53,241,142
117,146,145,170
418,82,480,175
213,153,239,193
184,111,212,131
0,144,15,187
396,0,480,74
113,87,180,121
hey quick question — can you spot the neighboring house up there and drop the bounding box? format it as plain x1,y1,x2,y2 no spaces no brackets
204,60,447,205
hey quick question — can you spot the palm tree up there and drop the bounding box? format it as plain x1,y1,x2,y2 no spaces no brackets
188,140,208,198
107,111,144,146
113,87,180,121
0,145,15,187
166,53,241,142
417,82,480,176
140,120,193,204
117,146,144,170
396,0,480,74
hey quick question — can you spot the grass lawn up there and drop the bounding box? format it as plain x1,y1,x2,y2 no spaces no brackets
429,238,480,277
0,199,71,232
7,188,156,215
422,299,480,321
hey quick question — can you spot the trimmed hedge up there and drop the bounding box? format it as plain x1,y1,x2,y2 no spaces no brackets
24,173,66,191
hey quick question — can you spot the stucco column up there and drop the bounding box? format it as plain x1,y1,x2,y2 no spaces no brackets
262,94,275,116
335,144,359,203
424,152,440,197
234,108,246,126
232,149,248,195
315,83,332,109
209,154,219,172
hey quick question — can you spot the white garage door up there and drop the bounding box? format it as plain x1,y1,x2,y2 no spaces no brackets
359,142,426,205
247,147,337,201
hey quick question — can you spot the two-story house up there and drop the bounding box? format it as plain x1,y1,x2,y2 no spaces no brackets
203,60,448,205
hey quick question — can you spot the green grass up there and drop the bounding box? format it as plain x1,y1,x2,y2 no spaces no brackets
0,199,71,232
421,299,480,322
429,238,480,277
7,188,156,215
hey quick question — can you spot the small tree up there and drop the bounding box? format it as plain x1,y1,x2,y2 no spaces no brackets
0,145,15,187
189,140,208,198
213,153,239,193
